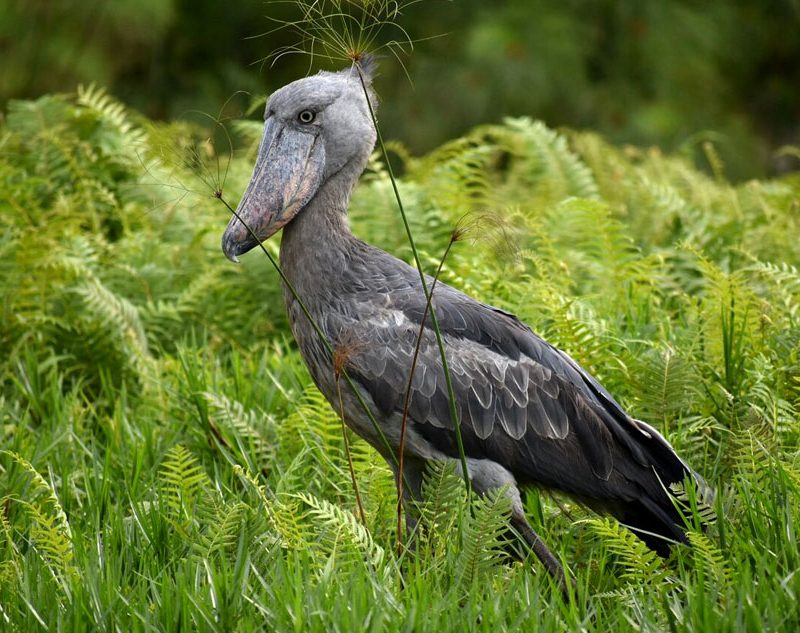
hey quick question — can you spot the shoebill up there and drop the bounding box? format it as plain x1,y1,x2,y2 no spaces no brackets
221,57,712,590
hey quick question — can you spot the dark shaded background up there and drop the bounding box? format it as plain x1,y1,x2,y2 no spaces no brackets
2,0,798,179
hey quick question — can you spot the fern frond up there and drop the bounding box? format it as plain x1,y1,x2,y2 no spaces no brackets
584,517,671,587
0,496,22,582
294,492,387,572
2,452,75,588
44,236,101,282
746,260,800,323
541,300,612,375
631,345,698,425
669,479,717,527
418,461,468,541
203,391,276,471
158,444,210,521
486,117,599,203
744,355,797,438
2,452,72,541
545,198,654,294
76,277,150,361
233,465,308,549
687,532,731,591
672,414,726,468
454,489,512,594
412,139,495,214
76,83,148,157
196,501,249,559
278,386,348,490
24,501,76,584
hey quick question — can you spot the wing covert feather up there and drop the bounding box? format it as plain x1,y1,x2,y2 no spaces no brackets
344,305,579,444
320,245,694,498
335,264,635,481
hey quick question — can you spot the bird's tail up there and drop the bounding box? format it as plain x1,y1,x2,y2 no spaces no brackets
615,419,716,557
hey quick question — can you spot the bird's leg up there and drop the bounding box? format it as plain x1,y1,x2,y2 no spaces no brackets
510,511,572,600
459,459,573,600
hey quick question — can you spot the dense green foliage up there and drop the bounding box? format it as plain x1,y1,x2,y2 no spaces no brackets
3,0,799,178
1,87,800,631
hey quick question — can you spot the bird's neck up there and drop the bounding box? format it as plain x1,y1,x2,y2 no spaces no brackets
282,172,353,251
279,158,363,297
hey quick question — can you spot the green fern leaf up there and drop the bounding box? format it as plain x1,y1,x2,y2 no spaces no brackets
454,489,512,595
584,517,671,588
2,451,76,588
203,391,276,471
158,444,210,521
294,491,387,572
196,501,249,559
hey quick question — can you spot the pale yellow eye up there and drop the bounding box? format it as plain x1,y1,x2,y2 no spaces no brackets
298,110,315,124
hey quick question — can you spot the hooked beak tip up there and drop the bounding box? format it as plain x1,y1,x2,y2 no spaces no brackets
221,233,243,263
222,224,261,262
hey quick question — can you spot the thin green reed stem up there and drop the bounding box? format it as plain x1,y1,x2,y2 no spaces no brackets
217,194,399,468
354,63,471,496
396,235,457,552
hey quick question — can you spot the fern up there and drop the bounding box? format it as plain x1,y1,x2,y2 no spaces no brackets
744,354,797,438
686,247,763,433
668,479,717,529
687,532,731,593
276,386,355,496
196,501,249,560
544,198,661,306
630,345,698,426
2,451,75,589
671,415,726,474
0,496,21,585
454,489,512,596
233,465,308,549
76,278,150,356
145,268,224,325
418,461,468,541
76,84,148,161
24,502,76,586
485,117,599,203
158,445,210,522
294,492,388,573
203,391,276,472
584,517,671,588
408,138,495,215
2,452,72,541
746,260,800,324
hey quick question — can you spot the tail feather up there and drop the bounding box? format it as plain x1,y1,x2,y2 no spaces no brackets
618,495,688,557
614,419,716,556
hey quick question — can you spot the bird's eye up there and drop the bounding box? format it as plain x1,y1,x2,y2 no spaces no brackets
298,110,315,124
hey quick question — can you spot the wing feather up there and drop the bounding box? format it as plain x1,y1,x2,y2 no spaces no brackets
340,271,656,487
329,247,699,518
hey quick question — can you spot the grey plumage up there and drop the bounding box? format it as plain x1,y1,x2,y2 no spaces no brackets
221,60,712,588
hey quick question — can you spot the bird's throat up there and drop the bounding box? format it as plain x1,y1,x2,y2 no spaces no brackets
279,167,359,301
